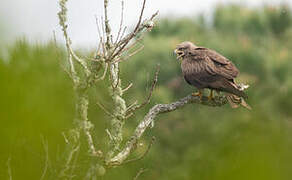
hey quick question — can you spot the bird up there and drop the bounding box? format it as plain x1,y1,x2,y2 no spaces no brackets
174,41,251,109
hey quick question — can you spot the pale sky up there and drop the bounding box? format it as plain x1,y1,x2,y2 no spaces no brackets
0,0,289,48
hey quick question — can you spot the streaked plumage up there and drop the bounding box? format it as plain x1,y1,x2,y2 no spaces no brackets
174,41,250,109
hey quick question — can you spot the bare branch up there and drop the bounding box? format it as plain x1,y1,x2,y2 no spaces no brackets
106,94,228,166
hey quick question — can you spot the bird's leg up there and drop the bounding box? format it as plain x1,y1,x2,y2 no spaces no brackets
208,89,214,101
192,89,203,100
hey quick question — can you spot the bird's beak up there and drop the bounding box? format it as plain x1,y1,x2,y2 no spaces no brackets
173,49,178,58
174,49,184,61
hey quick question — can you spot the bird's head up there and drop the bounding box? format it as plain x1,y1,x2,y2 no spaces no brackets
174,41,197,61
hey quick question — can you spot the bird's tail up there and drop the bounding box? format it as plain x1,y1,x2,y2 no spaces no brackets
225,93,252,110
224,80,248,99
225,82,251,110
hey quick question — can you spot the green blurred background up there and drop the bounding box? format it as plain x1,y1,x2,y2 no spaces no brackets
1,3,292,180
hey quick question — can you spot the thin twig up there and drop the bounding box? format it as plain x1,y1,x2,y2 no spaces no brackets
40,136,49,180
133,168,148,180
7,156,12,180
114,65,120,89
100,16,107,56
59,144,80,178
104,0,111,49
118,27,127,44
126,64,160,115
122,137,155,165
122,83,133,93
115,0,125,45
62,132,69,144
114,45,144,63
111,0,158,59
126,100,138,111
96,62,108,81
96,100,115,118
133,0,146,32
95,16,105,58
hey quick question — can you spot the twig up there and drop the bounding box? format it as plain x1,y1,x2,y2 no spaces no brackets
122,83,133,93
104,0,111,49
133,168,148,180
111,1,158,59
115,0,125,45
114,27,127,50
40,136,49,180
114,65,120,89
83,123,103,157
62,132,69,144
106,129,114,142
96,100,115,118
133,0,147,33
59,143,80,178
96,62,108,81
122,136,155,165
106,94,228,166
113,45,144,63
95,17,105,57
126,64,160,115
68,144,80,180
7,156,12,180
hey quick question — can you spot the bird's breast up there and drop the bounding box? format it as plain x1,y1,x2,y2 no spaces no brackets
181,59,206,76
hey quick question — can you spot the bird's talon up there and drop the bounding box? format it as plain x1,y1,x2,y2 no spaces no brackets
208,90,214,101
192,91,203,100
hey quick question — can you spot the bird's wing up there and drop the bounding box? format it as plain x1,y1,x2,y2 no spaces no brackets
192,47,239,79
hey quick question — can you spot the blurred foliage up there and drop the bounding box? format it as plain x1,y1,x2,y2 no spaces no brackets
1,4,292,180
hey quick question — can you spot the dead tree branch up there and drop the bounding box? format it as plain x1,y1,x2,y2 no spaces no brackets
106,94,227,166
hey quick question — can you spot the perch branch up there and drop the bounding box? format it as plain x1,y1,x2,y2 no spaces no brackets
106,94,228,166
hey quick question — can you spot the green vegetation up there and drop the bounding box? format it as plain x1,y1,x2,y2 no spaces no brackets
1,4,292,180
